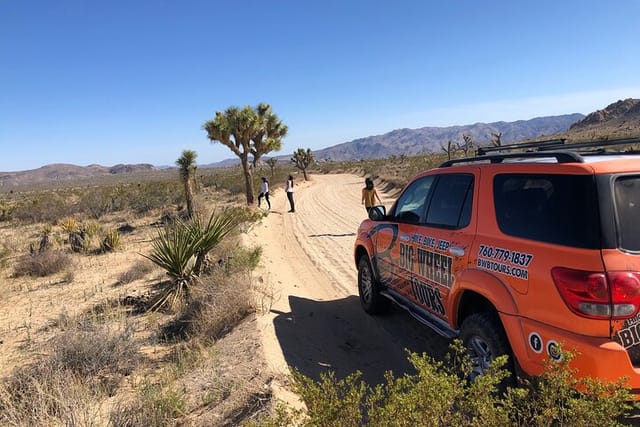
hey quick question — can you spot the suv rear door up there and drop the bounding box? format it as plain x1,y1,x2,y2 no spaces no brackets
599,174,640,365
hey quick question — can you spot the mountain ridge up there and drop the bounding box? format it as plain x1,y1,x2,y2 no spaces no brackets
6,98,640,188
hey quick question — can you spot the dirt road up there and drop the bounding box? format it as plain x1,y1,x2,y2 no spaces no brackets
247,173,449,396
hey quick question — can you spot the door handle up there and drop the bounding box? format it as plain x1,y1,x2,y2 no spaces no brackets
449,246,465,257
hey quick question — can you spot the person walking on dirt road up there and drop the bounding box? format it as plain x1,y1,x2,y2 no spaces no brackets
362,177,382,214
258,176,271,210
285,175,295,213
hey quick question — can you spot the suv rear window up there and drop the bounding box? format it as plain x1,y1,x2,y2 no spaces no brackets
494,174,600,249
614,176,640,252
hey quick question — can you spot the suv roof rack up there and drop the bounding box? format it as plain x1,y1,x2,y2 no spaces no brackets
440,150,583,168
476,138,567,155
476,136,640,156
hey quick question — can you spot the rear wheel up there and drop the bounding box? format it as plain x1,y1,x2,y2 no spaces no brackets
460,312,515,383
357,256,390,314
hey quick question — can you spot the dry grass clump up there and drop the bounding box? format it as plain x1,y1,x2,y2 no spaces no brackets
110,381,187,427
117,259,156,285
0,364,105,426
0,319,139,425
159,243,259,342
49,321,139,381
12,250,72,277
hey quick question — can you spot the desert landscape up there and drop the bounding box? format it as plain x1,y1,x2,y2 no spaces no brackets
2,99,640,425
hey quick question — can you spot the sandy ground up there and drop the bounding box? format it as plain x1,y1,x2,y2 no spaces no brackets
247,173,449,401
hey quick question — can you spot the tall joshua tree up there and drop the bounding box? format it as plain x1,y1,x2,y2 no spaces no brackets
291,148,314,181
203,103,288,204
176,149,197,219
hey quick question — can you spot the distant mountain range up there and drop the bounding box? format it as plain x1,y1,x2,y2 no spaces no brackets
0,163,157,189
202,113,585,167
307,113,584,161
3,98,640,189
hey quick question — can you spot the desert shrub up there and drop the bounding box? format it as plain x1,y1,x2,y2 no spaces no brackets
269,343,634,427
126,181,182,214
162,269,254,342
0,242,12,269
0,319,138,425
118,259,155,285
12,191,73,223
110,381,186,427
13,250,72,277
49,321,139,382
0,364,104,426
77,186,117,219
0,200,15,221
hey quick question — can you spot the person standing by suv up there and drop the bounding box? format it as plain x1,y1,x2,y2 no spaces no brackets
362,177,382,214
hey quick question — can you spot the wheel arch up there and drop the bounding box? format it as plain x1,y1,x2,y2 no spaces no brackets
451,269,530,378
449,269,519,329
354,244,369,268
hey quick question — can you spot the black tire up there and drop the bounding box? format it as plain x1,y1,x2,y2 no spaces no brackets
459,312,515,383
357,256,390,314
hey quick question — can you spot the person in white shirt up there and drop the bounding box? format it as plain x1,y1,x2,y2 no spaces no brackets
285,175,295,213
258,176,271,210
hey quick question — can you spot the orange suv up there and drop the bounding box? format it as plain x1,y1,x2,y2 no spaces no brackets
354,137,640,391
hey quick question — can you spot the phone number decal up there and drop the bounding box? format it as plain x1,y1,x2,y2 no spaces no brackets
477,244,533,267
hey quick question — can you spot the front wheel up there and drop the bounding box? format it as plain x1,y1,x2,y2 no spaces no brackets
357,256,390,314
459,312,515,383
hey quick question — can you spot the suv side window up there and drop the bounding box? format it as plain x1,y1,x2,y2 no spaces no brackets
614,176,640,252
425,174,474,229
392,176,435,224
494,174,599,249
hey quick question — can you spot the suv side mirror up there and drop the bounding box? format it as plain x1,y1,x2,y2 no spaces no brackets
368,205,386,220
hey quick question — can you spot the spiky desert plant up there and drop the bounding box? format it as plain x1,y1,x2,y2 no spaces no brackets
143,222,197,311
100,229,122,252
59,217,78,233
142,209,241,311
189,210,241,275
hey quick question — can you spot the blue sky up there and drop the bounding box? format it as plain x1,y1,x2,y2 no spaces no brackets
1,1,639,172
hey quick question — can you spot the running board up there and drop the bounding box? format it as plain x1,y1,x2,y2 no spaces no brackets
381,290,459,339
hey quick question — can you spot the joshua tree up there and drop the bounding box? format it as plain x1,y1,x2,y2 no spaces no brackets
457,134,474,156
441,140,458,160
203,103,288,204
176,149,197,219
265,157,278,178
491,132,502,147
291,148,314,181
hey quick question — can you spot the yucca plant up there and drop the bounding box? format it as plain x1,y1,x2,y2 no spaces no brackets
189,210,240,275
142,209,241,311
100,229,122,252
59,217,78,233
143,222,197,311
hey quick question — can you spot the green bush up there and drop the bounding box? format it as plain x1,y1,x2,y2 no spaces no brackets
265,342,635,427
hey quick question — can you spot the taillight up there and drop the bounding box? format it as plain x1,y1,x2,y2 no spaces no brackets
551,267,640,320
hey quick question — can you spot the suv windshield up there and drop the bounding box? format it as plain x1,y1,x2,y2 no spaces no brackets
614,176,640,252
494,174,600,249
